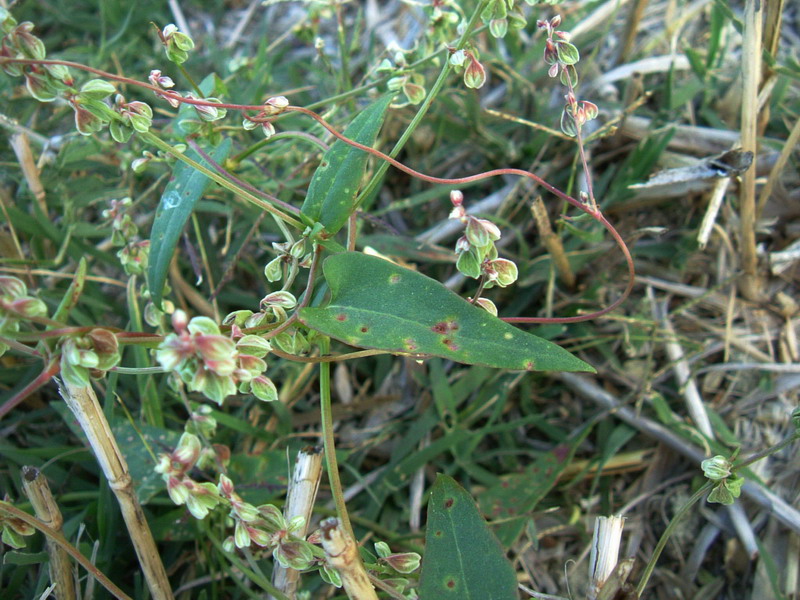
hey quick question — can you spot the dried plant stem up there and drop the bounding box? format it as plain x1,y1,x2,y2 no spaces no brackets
739,0,763,301
320,518,378,600
270,446,324,599
21,466,76,600
0,500,132,600
10,133,46,214
588,515,629,600
758,115,800,216
531,197,575,289
616,0,649,64
58,380,174,600
560,373,800,534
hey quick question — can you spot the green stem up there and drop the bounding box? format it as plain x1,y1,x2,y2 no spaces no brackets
734,432,800,471
354,1,490,210
0,501,133,600
319,336,355,540
178,64,204,97
335,1,352,96
203,522,290,600
139,131,305,230
635,481,713,596
232,130,329,165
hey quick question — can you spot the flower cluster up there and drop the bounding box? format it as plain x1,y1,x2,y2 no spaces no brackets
701,455,744,505
155,23,195,65
449,191,518,314
369,541,422,598
0,276,47,358
1,10,73,102
156,310,277,404
480,0,527,39
242,95,290,138
1,9,157,139
155,432,222,519
59,328,121,387
448,48,486,90
102,197,150,276
537,15,598,138
377,48,427,106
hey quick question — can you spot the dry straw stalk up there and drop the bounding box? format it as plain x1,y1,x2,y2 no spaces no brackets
58,379,174,600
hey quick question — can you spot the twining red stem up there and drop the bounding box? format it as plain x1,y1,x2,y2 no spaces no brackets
0,357,60,421
0,56,635,324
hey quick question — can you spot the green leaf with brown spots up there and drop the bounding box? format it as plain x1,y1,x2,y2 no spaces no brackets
300,95,394,235
419,474,517,600
298,252,594,372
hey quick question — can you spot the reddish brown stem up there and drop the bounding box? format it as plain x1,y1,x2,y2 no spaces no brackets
0,357,60,421
186,139,301,216
0,56,635,324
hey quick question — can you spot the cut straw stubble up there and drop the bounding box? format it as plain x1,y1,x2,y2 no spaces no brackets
270,446,323,599
57,379,174,600
21,465,76,600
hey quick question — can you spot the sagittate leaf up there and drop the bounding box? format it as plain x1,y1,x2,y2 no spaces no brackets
419,474,517,600
147,137,231,309
298,252,594,372
300,95,394,235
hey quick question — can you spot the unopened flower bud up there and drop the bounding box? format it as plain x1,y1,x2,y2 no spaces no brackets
174,432,202,467
550,15,562,28
489,258,518,287
580,100,599,121
265,95,289,112
463,55,486,89
473,297,498,316
261,291,297,310
236,335,272,358
234,520,251,548
701,455,732,481
261,121,276,138
449,49,467,67
450,190,464,206
251,375,278,402
149,69,175,89
171,309,189,333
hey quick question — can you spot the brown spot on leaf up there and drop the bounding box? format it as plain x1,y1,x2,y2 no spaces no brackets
524,360,535,371
404,339,418,351
444,498,454,509
553,444,569,462
360,326,369,333
432,322,448,334
389,274,401,284
446,578,456,589
335,314,347,321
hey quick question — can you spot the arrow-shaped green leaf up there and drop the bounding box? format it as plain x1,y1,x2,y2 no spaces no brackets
147,137,231,309
419,474,518,600
298,252,594,372
300,95,393,235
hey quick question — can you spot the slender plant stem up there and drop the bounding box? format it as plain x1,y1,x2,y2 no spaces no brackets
734,432,800,471
0,501,133,600
635,481,713,596
178,64,203,97
318,336,355,541
335,1,352,96
139,132,305,229
202,522,290,600
354,0,491,209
